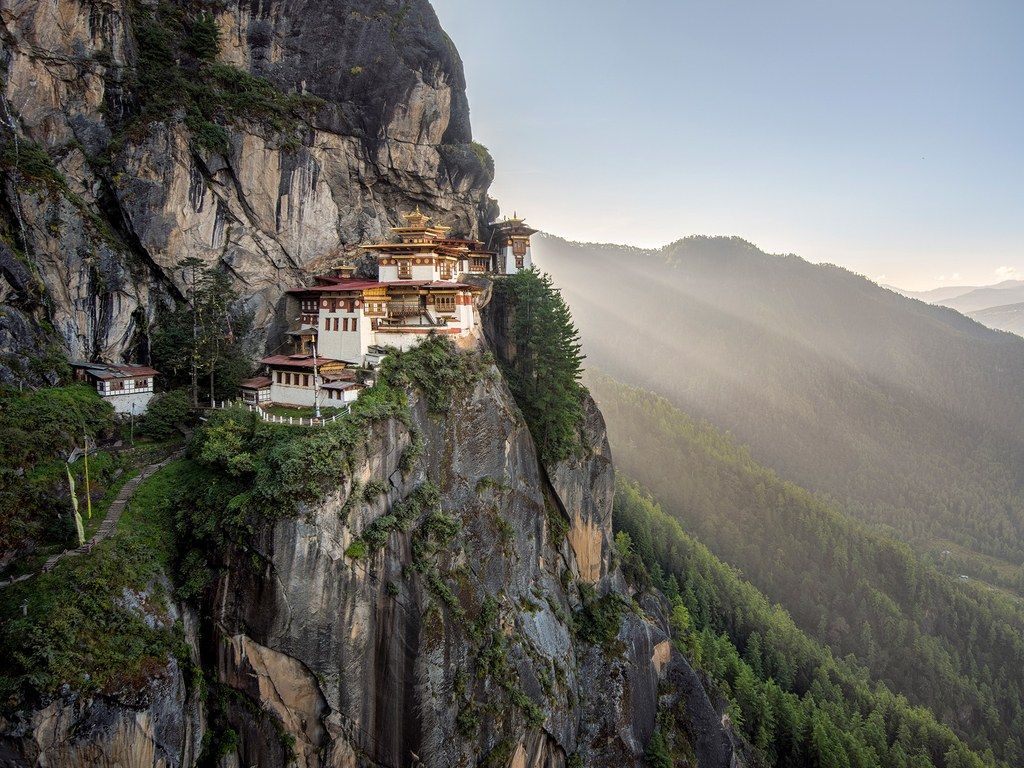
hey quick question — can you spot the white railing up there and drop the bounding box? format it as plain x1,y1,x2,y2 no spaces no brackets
209,399,348,427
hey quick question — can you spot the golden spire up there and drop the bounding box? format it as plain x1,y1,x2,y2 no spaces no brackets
402,206,430,227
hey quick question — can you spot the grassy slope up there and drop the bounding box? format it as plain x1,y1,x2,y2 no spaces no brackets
0,460,192,701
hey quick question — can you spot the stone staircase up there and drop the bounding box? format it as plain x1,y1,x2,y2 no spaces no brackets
0,449,184,589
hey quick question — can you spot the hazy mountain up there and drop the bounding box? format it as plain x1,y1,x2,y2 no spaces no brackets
943,283,1024,314
892,284,986,303
969,302,1024,336
534,233,1024,569
892,280,1024,318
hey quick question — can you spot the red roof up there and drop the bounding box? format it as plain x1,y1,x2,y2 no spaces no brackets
240,376,272,389
286,278,478,295
386,280,472,290
259,355,343,370
286,278,384,295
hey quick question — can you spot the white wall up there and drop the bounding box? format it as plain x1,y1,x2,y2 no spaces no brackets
374,330,432,352
502,244,533,274
317,309,371,363
411,263,439,281
324,387,361,406
104,391,154,416
269,380,317,408
457,302,475,331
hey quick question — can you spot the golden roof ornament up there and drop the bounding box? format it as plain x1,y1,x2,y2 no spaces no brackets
402,206,431,227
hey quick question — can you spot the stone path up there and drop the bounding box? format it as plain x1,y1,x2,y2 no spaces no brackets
0,450,184,589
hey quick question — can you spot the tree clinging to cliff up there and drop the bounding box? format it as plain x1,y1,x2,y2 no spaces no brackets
493,268,587,464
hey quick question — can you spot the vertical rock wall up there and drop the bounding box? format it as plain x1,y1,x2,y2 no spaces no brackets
0,0,495,382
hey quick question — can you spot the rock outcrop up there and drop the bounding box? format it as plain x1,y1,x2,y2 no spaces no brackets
0,347,738,767
0,0,495,382
0,592,205,768
200,352,732,768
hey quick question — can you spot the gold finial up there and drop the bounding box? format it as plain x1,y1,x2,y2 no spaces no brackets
403,206,430,227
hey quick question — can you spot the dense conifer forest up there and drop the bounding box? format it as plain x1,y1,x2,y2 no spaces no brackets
615,481,1001,768
595,376,1024,763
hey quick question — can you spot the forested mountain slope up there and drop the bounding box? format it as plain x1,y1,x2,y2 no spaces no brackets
614,481,1003,768
969,303,1024,337
536,234,1024,574
593,375,1024,763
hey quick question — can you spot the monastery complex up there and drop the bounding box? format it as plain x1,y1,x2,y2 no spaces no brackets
240,211,537,411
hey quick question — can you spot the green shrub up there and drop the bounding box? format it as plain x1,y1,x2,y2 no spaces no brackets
379,335,488,414
363,478,389,499
481,740,515,768
0,460,188,699
471,141,495,176
398,430,423,474
185,12,220,61
361,514,398,551
572,584,623,650
0,140,67,191
545,498,569,549
645,728,672,768
140,389,191,440
0,385,116,553
344,540,368,560
0,384,113,462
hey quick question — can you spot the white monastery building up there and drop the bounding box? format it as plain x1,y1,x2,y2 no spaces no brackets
255,209,535,410
490,215,538,274
70,361,159,415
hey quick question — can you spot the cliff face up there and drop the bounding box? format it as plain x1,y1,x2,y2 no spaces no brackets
0,588,206,768
202,354,733,768
0,0,494,382
1,338,738,767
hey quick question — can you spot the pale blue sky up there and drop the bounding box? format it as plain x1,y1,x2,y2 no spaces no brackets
431,0,1023,290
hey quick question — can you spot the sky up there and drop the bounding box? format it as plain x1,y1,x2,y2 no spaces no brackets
430,0,1023,291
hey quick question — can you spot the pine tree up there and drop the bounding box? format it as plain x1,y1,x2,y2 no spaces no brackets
152,262,254,402
494,268,586,464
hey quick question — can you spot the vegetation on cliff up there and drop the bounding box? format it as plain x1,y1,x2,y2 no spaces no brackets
492,268,587,464
598,376,1024,764
119,1,323,154
616,481,998,768
0,460,189,702
0,386,115,555
174,336,489,595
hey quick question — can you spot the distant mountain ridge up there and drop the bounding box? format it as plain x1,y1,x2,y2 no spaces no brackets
969,301,1024,336
534,232,1024,567
890,279,1024,331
